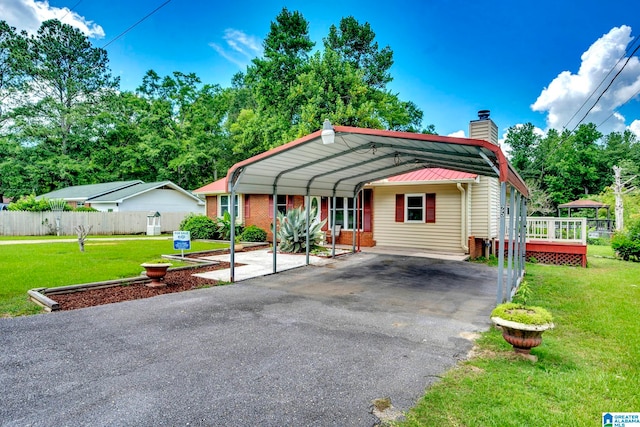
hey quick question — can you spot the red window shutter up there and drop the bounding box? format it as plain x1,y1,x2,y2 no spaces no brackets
363,189,372,231
268,195,273,218
395,194,404,222
286,195,294,211
244,195,250,219
426,193,436,223
320,197,328,231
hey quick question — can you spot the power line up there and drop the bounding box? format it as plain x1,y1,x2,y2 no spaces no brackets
59,0,83,21
597,86,640,129
563,34,640,130
101,0,173,49
570,41,640,132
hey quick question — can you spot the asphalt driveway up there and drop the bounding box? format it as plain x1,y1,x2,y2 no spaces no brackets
0,252,497,426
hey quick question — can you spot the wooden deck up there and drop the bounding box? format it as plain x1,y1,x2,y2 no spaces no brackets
504,240,587,267
525,240,587,267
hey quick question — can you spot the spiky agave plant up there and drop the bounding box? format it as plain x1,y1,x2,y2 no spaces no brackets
276,205,326,253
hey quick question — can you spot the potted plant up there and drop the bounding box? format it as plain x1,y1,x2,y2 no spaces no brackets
140,259,173,288
491,302,554,358
234,236,244,252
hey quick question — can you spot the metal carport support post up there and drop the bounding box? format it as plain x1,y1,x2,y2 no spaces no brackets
520,196,527,280
273,190,278,274
331,195,337,257
497,181,507,304
352,194,357,252
507,187,516,300
515,192,523,290
229,188,236,283
305,195,311,265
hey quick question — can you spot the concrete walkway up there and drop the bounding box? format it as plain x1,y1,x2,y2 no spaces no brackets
194,249,347,282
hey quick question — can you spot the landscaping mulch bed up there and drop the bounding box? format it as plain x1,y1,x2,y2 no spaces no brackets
53,262,231,311
50,244,271,311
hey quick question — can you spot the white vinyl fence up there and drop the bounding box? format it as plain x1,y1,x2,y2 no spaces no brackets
0,211,194,236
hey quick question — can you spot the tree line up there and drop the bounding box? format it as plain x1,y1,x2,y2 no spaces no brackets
0,9,427,199
504,123,639,215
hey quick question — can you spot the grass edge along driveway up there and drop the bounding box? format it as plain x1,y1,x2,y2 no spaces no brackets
0,237,227,317
397,245,640,426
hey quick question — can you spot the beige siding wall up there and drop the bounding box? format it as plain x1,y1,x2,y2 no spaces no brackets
488,178,499,237
373,184,464,253
470,176,500,239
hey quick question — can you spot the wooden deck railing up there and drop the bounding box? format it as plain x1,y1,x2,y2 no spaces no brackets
525,217,587,245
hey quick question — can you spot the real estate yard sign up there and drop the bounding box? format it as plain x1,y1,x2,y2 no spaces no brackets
173,231,191,256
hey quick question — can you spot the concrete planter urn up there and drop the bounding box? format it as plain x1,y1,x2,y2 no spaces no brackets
491,303,554,356
141,261,172,288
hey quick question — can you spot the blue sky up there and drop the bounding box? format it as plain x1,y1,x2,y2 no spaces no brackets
3,0,640,143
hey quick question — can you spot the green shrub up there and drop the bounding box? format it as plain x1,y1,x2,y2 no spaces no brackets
490,302,553,325
611,219,640,262
74,206,99,212
240,225,267,242
277,205,326,253
179,214,218,240
8,195,70,212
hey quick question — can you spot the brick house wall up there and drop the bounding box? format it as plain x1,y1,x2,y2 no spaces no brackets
205,196,217,219
205,192,375,246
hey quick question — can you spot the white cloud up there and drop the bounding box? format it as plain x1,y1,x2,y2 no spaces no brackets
447,130,465,138
531,25,640,134
0,0,104,38
629,119,640,138
210,29,263,68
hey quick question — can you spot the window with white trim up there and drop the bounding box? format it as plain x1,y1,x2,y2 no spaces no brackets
395,193,436,223
218,194,240,218
328,197,363,230
405,194,425,222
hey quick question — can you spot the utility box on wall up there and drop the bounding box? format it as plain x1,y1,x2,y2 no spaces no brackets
146,211,161,235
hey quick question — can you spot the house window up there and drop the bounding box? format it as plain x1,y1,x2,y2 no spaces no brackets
276,195,288,214
406,194,424,222
269,195,294,218
396,193,436,223
329,197,363,230
219,194,240,218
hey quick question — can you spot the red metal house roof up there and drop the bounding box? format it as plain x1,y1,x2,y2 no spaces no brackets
193,177,228,195
382,168,477,182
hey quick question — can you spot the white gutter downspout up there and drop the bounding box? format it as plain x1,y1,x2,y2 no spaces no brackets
457,183,469,252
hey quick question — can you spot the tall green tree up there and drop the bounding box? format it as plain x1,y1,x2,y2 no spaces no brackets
0,21,28,126
504,123,540,179
15,20,119,156
542,124,604,204
247,8,314,119
323,16,393,89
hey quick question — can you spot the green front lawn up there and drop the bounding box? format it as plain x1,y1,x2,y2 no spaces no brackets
0,238,227,317
399,246,640,426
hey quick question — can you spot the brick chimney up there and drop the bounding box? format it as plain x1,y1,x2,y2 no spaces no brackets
469,109,498,145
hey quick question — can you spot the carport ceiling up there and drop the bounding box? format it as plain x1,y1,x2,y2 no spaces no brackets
227,126,528,198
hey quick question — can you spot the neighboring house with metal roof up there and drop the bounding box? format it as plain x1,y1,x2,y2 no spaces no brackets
38,181,204,213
